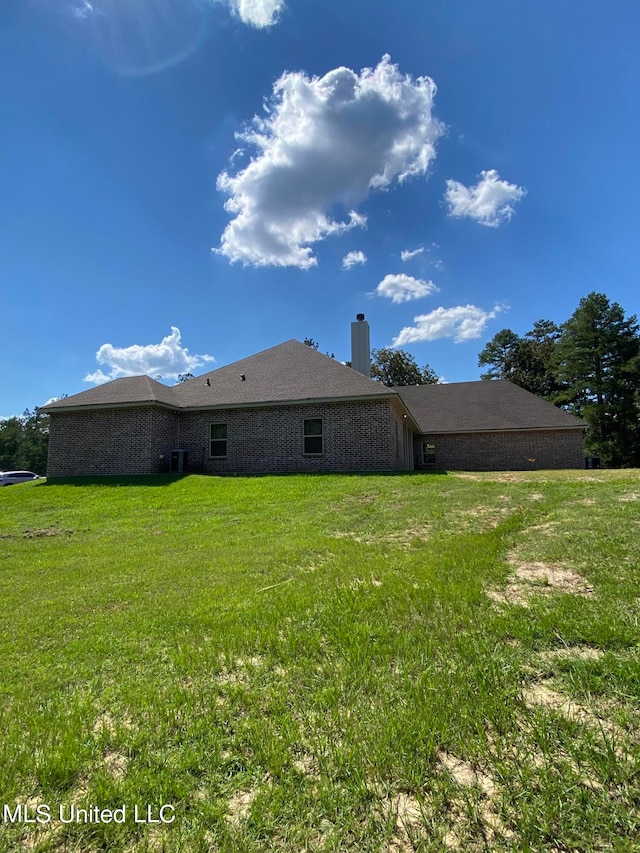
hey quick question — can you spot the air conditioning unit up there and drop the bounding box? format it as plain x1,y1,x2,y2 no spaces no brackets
170,449,188,473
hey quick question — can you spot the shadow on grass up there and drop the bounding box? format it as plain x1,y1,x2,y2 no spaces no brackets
44,469,450,486
44,474,189,487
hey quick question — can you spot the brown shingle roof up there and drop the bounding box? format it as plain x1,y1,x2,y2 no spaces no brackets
41,341,394,412
41,375,179,411
397,380,586,434
174,340,394,408
40,345,585,436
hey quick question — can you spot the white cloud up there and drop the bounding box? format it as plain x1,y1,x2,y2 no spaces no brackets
400,246,424,262
342,250,367,270
372,274,437,304
71,0,281,30
83,327,215,385
215,55,444,268
70,1,95,20
444,169,526,227
228,0,284,28
392,304,504,346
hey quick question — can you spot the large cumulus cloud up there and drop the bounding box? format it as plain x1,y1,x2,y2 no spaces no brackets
392,305,505,346
84,327,215,384
215,55,444,268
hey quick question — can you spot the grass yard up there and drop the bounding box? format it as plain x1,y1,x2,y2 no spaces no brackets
0,470,639,852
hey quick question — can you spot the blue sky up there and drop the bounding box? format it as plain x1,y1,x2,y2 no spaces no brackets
2,0,639,416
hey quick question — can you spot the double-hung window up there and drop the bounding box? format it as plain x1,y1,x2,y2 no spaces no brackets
210,424,228,458
303,418,323,455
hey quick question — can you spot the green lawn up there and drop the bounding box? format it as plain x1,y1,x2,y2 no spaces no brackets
1,471,639,851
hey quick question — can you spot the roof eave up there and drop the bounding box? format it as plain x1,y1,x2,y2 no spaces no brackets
417,424,587,435
178,392,399,411
42,401,180,414
389,396,421,433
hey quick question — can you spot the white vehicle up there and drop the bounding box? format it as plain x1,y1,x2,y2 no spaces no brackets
0,471,42,486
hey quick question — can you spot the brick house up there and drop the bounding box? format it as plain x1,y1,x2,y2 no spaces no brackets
41,318,586,477
397,381,586,472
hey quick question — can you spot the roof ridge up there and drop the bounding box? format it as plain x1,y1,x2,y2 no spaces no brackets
196,339,302,379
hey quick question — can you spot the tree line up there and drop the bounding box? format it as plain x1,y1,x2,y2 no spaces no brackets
478,292,640,467
0,409,50,475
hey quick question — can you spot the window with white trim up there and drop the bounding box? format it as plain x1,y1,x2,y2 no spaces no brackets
303,418,323,455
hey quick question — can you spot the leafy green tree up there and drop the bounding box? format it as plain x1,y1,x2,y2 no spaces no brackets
177,373,195,383
0,408,50,474
0,417,23,470
371,348,439,387
555,292,640,466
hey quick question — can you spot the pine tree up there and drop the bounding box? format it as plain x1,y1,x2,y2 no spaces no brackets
478,323,562,399
478,328,522,381
556,292,640,466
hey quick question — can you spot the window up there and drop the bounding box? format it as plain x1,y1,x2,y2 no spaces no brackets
210,423,228,458
303,418,323,455
422,442,436,465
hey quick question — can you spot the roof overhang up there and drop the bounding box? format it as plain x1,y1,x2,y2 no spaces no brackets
178,393,400,411
41,401,180,414
389,396,421,433
41,394,400,415
418,424,587,436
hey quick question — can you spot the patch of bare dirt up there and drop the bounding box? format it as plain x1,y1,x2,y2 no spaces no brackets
437,752,495,797
618,492,640,502
514,562,593,593
226,788,257,826
1,527,73,540
292,752,320,779
104,750,128,779
385,792,425,852
536,645,604,664
459,506,513,529
92,711,118,737
24,527,72,538
217,655,266,686
522,679,628,754
523,521,559,534
436,751,513,849
333,525,431,546
488,558,594,606
453,472,541,484
486,725,604,792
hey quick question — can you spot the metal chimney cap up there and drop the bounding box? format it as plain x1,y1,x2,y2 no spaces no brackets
356,313,365,321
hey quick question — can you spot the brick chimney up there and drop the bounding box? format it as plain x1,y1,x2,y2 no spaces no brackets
351,313,371,378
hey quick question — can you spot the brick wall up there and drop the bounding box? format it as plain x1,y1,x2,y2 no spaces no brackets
47,407,179,477
150,408,181,473
413,429,585,471
179,399,401,474
390,406,412,470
